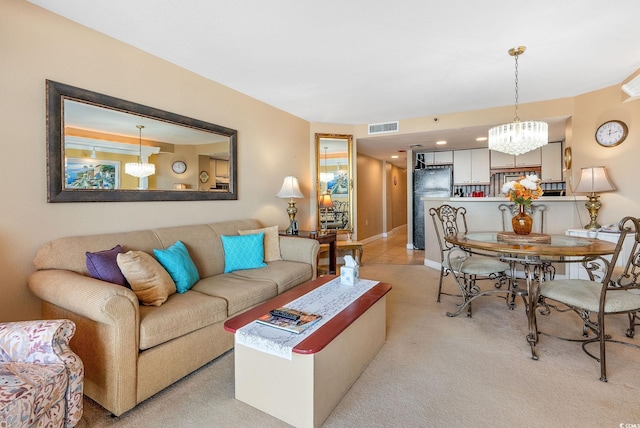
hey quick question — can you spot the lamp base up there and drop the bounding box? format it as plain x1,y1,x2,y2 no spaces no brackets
286,219,299,235
583,193,603,230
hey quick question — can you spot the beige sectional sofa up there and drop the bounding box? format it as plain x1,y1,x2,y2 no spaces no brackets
27,219,319,416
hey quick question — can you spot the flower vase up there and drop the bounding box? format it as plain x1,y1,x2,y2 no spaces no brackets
512,204,533,235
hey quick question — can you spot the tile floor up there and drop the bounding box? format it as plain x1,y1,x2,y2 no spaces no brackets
362,227,425,265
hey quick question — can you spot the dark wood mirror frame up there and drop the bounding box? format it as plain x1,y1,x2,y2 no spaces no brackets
46,80,238,202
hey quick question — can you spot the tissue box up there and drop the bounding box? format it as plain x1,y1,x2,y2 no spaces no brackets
340,265,359,285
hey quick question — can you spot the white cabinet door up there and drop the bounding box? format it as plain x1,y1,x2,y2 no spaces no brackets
470,148,490,183
565,229,633,280
433,151,453,164
515,148,541,167
453,150,472,184
454,149,489,184
541,142,562,182
490,150,515,168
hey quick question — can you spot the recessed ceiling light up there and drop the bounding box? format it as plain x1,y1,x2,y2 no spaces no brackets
436,140,447,145
476,137,488,141
391,155,399,159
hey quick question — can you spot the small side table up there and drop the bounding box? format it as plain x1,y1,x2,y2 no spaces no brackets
280,230,337,275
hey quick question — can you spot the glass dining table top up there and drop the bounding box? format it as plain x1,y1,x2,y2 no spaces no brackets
445,232,617,257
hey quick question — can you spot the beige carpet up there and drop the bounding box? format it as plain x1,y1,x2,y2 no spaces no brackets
80,264,640,427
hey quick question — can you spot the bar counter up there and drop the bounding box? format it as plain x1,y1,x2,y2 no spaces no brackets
420,196,586,270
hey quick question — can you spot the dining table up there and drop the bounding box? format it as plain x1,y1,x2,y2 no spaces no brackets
444,231,617,360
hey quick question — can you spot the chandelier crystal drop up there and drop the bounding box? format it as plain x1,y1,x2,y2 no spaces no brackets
125,125,155,178
488,46,548,156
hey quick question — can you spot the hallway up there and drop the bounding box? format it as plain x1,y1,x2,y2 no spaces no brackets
362,227,425,265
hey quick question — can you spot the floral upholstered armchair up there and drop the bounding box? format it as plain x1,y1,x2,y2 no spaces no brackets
0,319,84,427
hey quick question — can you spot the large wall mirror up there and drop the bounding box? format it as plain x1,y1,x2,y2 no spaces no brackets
315,133,353,233
46,80,237,202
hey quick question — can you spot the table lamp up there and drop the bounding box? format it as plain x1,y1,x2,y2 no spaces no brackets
318,192,334,231
276,176,304,235
574,166,616,230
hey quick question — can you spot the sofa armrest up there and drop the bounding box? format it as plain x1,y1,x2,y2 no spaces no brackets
279,236,320,275
0,319,74,363
28,270,139,416
28,269,139,327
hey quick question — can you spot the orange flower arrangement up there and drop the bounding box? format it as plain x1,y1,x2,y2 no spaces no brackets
502,174,544,207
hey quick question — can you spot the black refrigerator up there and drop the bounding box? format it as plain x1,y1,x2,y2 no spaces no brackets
413,165,453,249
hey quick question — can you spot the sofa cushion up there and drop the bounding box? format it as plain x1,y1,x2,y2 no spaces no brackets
230,260,313,294
192,275,277,316
238,225,282,262
153,241,200,294
138,291,228,350
221,233,267,273
117,251,176,306
85,244,128,287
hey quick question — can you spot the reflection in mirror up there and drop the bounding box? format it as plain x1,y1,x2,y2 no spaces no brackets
47,80,237,202
315,133,353,233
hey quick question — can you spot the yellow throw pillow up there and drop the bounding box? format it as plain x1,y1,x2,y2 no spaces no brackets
238,225,282,262
117,250,176,306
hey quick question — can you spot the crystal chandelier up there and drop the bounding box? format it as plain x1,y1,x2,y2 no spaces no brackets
125,125,155,178
488,46,548,156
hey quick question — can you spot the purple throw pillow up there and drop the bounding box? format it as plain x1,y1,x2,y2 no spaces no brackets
86,244,128,287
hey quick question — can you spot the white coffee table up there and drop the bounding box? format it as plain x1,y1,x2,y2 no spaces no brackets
224,275,391,428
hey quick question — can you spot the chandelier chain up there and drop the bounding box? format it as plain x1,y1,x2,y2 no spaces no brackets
513,51,520,122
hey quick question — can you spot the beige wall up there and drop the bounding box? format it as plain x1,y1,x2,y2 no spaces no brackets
1,0,311,321
569,85,640,227
389,164,408,230
356,153,384,240
3,0,639,321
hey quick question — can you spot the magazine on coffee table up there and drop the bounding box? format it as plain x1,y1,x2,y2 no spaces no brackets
256,307,322,334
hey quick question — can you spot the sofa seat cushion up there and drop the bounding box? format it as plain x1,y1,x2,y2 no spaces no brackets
0,362,67,427
138,291,227,350
230,260,313,294
191,275,277,316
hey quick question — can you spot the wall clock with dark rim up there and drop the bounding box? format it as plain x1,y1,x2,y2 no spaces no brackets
595,120,628,147
171,160,187,174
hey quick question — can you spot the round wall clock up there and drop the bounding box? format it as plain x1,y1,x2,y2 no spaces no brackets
199,170,210,183
595,120,628,147
172,160,187,174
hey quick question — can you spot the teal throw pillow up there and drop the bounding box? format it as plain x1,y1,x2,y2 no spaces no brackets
153,241,200,293
221,232,267,273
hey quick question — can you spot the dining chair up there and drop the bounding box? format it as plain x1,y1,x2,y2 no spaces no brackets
429,204,511,317
536,215,640,381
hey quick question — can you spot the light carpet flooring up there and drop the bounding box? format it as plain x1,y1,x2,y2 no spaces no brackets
80,260,640,427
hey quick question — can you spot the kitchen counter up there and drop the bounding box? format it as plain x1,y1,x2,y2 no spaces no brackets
420,196,587,272
423,196,582,203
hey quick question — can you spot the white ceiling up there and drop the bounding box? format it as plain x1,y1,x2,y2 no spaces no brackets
29,0,640,167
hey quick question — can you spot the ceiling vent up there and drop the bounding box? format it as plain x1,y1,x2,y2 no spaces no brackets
622,74,640,102
368,121,399,135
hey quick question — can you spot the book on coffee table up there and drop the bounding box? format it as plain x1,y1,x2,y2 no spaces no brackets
256,307,322,334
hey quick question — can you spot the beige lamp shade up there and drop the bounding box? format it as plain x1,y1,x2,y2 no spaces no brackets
318,193,334,209
276,176,304,199
574,166,616,194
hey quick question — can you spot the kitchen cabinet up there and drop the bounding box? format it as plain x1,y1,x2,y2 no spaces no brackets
453,148,490,184
490,148,541,168
417,151,453,167
541,142,563,182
